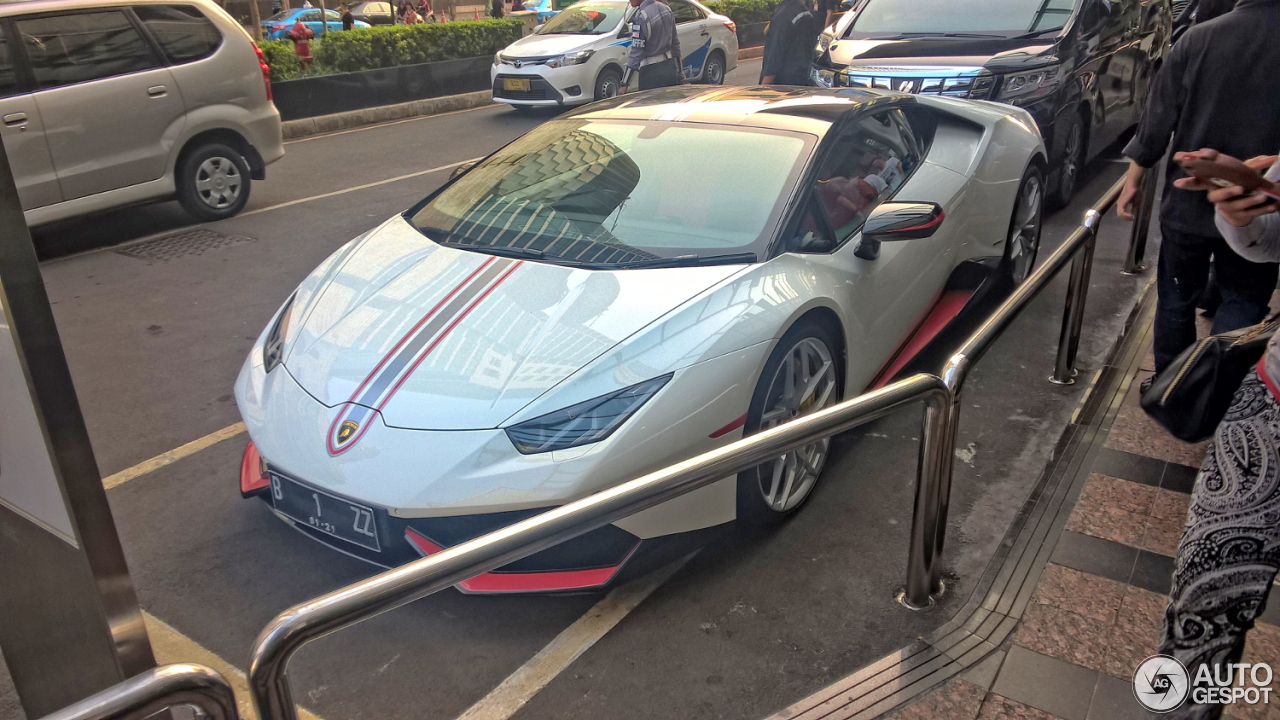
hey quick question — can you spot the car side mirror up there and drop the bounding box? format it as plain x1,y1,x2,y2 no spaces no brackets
855,202,944,260
449,161,476,180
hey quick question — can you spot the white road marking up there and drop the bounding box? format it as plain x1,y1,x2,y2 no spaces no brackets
284,103,504,145
102,422,245,490
144,611,324,720
238,157,482,218
457,553,696,720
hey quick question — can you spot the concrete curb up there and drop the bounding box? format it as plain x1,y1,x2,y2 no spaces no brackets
279,46,765,140
281,90,495,140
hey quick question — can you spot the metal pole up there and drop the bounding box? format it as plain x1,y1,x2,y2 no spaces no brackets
1123,171,1157,275
38,664,237,720
903,390,953,609
1051,209,1102,384
319,0,328,33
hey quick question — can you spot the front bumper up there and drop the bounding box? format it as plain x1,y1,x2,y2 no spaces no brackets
490,62,598,106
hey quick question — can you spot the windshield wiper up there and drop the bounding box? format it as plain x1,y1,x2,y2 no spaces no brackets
608,252,758,269
439,241,547,262
1012,26,1063,38
876,31,1004,39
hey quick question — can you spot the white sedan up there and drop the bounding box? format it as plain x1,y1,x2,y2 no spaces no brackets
236,86,1046,592
491,0,738,107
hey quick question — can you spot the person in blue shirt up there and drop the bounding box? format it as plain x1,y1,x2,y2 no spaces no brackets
619,0,680,92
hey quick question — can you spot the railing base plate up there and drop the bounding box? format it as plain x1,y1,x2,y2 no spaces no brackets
1121,264,1146,276
896,579,946,611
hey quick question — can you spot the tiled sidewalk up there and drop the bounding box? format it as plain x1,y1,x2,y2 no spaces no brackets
881,346,1280,719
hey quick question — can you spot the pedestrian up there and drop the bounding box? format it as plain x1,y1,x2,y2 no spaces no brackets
657,0,684,82
404,4,421,22
302,0,313,7
490,0,504,18
273,0,283,13
396,0,408,22
340,3,354,29
759,0,818,85
288,17,314,68
1154,148,1280,720
512,0,525,10
418,0,433,21
817,0,836,29
618,0,680,93
1117,0,1280,383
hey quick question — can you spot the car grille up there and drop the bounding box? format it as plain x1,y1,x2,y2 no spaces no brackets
493,74,561,102
835,72,995,99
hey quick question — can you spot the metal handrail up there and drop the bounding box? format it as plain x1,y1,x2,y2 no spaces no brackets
248,176,1128,720
37,664,238,720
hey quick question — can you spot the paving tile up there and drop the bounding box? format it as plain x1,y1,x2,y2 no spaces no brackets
1087,673,1148,720
1160,463,1199,495
961,649,1007,691
1259,598,1280,628
880,678,986,720
979,694,1068,720
1102,587,1166,681
1065,475,1156,547
1130,551,1175,596
1031,564,1126,625
991,646,1097,720
1051,532,1139,587
1091,448,1166,489
1014,603,1112,674
1232,623,1280,720
1105,406,1211,469
1142,490,1190,557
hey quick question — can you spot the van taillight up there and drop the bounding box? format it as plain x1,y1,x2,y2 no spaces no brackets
253,42,273,101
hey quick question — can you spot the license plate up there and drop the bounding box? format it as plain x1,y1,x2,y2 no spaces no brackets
270,472,380,552
503,78,531,92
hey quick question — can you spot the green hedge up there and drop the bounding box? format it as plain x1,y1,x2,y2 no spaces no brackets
261,19,524,80
703,0,781,26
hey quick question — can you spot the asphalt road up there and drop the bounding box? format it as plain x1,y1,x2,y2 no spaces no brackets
0,57,1153,720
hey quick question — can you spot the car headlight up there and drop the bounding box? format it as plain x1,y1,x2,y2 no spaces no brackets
997,64,1061,101
546,49,594,69
814,68,836,88
505,374,672,454
817,33,833,52
262,293,297,373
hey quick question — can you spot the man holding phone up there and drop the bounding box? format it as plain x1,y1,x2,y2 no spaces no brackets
1117,0,1280,378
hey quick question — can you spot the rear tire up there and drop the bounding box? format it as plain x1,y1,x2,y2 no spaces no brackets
595,67,622,100
176,143,251,222
1049,112,1085,208
736,319,841,526
1003,165,1045,285
702,51,726,85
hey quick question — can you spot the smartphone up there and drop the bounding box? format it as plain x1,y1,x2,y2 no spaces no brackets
1177,154,1280,207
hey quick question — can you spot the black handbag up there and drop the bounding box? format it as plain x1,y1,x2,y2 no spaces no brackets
1140,316,1280,442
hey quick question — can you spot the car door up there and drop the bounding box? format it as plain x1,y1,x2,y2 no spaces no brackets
16,9,186,201
324,9,344,32
667,0,710,80
298,9,323,34
782,109,955,390
0,23,59,210
1091,0,1132,148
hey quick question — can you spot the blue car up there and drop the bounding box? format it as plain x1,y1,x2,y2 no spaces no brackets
529,0,579,23
262,8,370,39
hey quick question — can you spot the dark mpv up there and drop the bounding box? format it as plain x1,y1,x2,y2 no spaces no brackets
812,0,1172,204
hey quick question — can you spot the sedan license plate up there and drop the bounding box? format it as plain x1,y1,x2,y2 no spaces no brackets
503,78,531,92
270,472,380,551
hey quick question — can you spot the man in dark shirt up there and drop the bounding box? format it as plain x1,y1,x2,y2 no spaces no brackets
1118,0,1280,374
760,0,818,85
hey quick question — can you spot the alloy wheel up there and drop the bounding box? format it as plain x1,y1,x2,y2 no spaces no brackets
1008,173,1043,284
756,337,838,512
1060,123,1082,201
195,157,243,210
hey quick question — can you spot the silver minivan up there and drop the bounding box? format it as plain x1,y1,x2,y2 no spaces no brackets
0,0,284,226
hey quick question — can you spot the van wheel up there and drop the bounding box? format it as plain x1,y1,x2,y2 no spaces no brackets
702,51,725,85
1049,112,1084,208
736,319,841,526
177,143,251,222
595,67,622,100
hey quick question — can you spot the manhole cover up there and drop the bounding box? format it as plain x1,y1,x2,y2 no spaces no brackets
116,229,255,261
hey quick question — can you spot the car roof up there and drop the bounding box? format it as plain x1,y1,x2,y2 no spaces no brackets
0,0,226,17
564,86,913,135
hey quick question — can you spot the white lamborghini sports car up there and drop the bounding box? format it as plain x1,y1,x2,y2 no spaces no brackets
236,86,1046,592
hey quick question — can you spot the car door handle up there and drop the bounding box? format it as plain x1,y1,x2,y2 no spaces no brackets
700,30,710,36
2,112,27,130
147,85,167,97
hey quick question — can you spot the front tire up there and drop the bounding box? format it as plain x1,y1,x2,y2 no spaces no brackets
595,67,622,100
701,51,725,85
736,320,841,525
176,143,251,222
1049,112,1085,208
1003,165,1045,285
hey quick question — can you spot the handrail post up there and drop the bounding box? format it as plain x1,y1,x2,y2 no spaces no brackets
903,389,951,609
928,394,961,596
1051,209,1102,384
1123,171,1157,275
36,664,238,720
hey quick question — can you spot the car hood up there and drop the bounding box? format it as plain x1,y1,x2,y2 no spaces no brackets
503,32,614,58
284,216,745,430
824,36,1059,73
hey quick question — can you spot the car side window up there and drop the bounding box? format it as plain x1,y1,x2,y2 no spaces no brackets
0,30,21,99
807,110,918,245
668,0,705,23
133,5,223,64
325,9,341,20
300,10,322,21
17,11,161,91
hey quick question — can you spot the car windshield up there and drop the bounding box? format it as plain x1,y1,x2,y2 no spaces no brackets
408,119,814,267
537,2,626,33
848,0,1074,36
265,10,294,21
